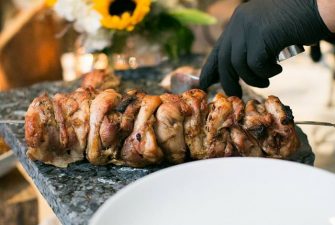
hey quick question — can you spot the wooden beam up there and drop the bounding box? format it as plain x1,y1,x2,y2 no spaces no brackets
0,1,45,52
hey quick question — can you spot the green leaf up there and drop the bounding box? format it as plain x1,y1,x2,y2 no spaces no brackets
109,31,129,53
164,25,194,60
133,12,195,60
168,8,217,25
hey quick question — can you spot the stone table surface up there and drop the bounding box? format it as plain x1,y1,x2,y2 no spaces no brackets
0,60,315,225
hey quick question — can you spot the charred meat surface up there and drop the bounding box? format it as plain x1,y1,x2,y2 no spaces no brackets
229,97,264,157
205,93,235,158
82,69,120,90
118,90,146,139
243,99,272,140
99,90,146,165
25,93,76,167
154,93,191,164
25,88,301,168
230,127,264,157
121,95,164,167
262,96,300,158
86,89,121,165
182,89,208,159
70,88,97,152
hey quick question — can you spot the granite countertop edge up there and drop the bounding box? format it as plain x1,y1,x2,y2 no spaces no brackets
0,124,72,225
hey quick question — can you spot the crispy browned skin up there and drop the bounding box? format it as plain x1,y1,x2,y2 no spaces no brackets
82,69,120,90
121,95,164,167
25,94,52,148
25,93,78,168
229,97,264,157
230,127,263,157
117,90,146,139
26,87,301,168
97,90,146,165
99,111,122,162
243,99,272,139
262,96,300,158
25,88,97,167
25,94,61,164
86,89,121,165
154,93,192,164
71,88,97,151
53,96,73,148
182,89,208,159
205,93,234,158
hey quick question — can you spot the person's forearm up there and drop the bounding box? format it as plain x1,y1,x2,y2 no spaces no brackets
317,0,335,33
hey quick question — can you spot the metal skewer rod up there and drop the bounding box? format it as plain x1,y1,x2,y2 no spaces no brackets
0,120,25,124
0,120,334,127
295,121,335,128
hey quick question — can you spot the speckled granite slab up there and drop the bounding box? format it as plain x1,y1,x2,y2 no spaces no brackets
0,59,314,225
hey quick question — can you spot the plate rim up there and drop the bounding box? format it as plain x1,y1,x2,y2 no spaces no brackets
89,157,335,225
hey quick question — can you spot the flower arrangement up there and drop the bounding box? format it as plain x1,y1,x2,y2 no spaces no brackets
46,0,216,59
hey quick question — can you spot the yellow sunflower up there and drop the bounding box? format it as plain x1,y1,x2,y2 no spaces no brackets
93,0,151,31
45,0,57,7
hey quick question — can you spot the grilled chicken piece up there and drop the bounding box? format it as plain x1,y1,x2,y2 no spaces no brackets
240,99,273,157
53,88,95,152
228,96,244,123
205,93,234,158
229,97,264,157
263,96,300,158
25,94,66,167
154,93,191,164
99,111,122,163
70,88,96,151
98,90,146,165
121,95,163,167
230,127,264,157
52,89,88,160
86,89,121,165
26,87,301,168
26,88,96,167
243,99,272,139
182,89,208,159
117,90,146,139
82,69,121,90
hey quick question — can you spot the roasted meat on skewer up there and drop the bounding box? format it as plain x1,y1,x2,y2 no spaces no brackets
82,69,121,90
25,93,63,166
117,90,146,140
25,88,96,167
182,89,209,160
25,88,300,168
88,90,146,166
101,89,146,165
243,99,272,139
205,93,235,158
121,95,164,167
229,97,264,157
262,96,300,158
154,93,192,164
69,88,96,152
53,88,94,156
86,89,121,165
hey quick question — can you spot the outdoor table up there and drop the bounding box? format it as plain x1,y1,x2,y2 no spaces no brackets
0,58,314,225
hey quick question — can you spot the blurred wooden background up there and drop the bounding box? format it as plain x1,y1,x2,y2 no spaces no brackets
0,1,65,90
0,169,38,225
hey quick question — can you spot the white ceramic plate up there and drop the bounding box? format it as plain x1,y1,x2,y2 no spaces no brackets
90,158,335,225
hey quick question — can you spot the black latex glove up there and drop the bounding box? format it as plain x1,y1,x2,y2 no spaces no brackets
200,0,334,98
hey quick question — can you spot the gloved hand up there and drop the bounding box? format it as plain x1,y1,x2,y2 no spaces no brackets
199,0,334,98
